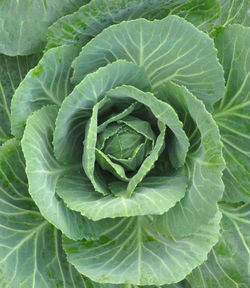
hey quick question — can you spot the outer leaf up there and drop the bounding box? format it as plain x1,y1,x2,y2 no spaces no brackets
215,0,249,27
46,0,188,50
0,54,40,143
154,83,225,237
167,0,221,32
11,45,79,137
72,16,225,111
56,173,186,220
53,60,151,163
187,203,250,288
213,25,250,202
0,139,101,288
21,105,109,240
0,0,90,55
63,212,221,285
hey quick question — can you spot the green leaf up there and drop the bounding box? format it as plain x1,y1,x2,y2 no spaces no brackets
97,102,139,133
213,25,250,202
11,45,79,137
97,125,122,149
95,119,166,197
126,122,166,196
21,105,109,240
72,16,225,111
0,0,90,55
46,0,188,50
215,0,250,27
82,98,111,195
167,0,221,32
95,148,129,182
154,83,225,237
56,172,187,219
0,54,40,143
0,138,102,288
53,60,151,163
108,142,150,172
106,85,189,169
63,211,221,285
98,117,153,172
187,203,250,288
101,129,144,160
118,116,156,142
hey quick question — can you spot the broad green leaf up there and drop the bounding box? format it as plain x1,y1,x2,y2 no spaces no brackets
214,0,250,27
0,54,40,143
187,203,250,288
11,45,79,137
106,85,189,169
0,139,102,288
46,0,188,50
213,25,250,202
154,83,225,237
72,16,225,111
167,0,221,32
0,0,90,56
56,173,186,220
21,105,110,240
63,211,221,285
53,60,151,163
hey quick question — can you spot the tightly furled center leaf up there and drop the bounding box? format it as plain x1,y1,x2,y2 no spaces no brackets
96,116,155,172
102,124,145,159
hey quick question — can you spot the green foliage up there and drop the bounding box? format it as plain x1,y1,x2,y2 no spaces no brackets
0,0,249,287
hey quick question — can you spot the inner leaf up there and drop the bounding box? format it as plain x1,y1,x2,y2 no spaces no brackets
103,124,145,159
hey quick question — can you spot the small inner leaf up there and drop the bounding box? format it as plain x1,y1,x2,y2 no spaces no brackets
103,124,145,159
82,98,110,195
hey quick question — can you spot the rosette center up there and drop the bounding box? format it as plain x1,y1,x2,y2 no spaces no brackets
96,116,156,173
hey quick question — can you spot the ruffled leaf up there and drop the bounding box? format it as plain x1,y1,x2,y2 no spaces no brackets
72,16,225,111
56,172,187,220
154,83,225,237
63,212,221,285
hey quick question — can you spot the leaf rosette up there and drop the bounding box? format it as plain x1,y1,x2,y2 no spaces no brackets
10,12,226,286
